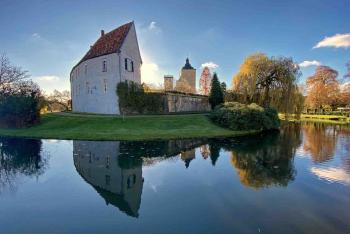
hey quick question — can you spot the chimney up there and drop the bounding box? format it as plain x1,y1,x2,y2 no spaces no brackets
101,30,105,37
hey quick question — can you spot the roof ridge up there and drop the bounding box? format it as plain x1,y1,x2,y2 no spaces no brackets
71,21,133,73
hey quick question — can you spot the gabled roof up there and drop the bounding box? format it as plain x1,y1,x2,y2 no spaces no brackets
72,22,133,71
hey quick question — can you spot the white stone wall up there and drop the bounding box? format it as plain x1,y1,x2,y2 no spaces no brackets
71,23,142,115
119,24,142,84
71,53,120,114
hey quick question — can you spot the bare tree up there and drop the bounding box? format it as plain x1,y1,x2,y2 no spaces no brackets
46,90,71,111
0,54,29,87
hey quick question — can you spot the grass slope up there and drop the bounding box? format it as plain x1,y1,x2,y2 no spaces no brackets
0,113,258,141
279,114,350,124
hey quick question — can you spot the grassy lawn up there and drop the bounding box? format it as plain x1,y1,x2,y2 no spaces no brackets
0,113,259,141
279,113,350,124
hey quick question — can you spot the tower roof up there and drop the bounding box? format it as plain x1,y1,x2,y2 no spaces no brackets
182,58,194,70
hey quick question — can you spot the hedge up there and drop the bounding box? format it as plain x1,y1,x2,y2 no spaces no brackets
209,102,280,131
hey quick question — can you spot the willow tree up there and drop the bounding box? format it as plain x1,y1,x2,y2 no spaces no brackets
232,53,302,116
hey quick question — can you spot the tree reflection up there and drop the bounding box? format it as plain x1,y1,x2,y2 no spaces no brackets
223,124,302,189
302,122,338,163
209,143,221,166
0,137,46,193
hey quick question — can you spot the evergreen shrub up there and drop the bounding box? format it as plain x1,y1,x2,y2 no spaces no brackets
209,102,280,131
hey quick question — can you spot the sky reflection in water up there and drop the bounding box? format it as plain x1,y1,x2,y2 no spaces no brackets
0,122,350,233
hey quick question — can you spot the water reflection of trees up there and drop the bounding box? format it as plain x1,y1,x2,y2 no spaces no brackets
0,137,45,193
302,122,338,163
220,124,302,189
73,124,306,217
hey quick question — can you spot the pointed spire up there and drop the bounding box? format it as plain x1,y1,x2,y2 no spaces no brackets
182,57,194,70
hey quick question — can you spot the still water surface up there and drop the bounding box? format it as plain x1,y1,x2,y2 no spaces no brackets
0,122,350,233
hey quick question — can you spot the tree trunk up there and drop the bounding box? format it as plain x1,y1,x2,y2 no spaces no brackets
263,86,270,107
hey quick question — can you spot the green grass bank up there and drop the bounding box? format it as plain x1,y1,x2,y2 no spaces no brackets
0,113,259,141
280,113,350,124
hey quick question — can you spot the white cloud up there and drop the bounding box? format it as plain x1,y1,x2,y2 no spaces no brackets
201,62,219,69
148,21,157,30
313,33,350,49
36,75,60,82
31,33,41,39
311,167,350,185
299,60,321,68
340,82,350,92
147,21,161,33
141,62,163,85
33,75,69,94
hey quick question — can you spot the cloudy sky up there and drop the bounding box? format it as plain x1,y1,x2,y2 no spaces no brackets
0,0,349,93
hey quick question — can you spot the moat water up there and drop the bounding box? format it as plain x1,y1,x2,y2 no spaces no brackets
0,122,350,233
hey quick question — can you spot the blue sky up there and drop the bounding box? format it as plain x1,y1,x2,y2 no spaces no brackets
1,0,349,93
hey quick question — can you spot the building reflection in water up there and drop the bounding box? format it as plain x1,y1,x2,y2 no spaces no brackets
72,124,314,215
0,137,46,193
73,139,208,217
181,149,196,168
73,140,208,217
73,141,143,218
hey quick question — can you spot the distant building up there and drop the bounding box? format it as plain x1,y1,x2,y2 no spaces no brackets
174,58,196,93
70,21,142,114
180,149,196,168
164,75,174,91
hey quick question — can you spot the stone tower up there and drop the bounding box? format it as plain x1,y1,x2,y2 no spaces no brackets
176,58,196,93
164,75,174,91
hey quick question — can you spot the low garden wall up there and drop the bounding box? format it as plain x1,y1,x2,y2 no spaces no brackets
118,84,210,114
165,92,210,113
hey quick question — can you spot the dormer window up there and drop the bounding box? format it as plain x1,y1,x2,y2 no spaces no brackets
124,58,134,72
102,60,107,72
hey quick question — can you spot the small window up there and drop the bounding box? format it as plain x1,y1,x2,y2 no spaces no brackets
106,156,110,169
124,58,134,72
102,60,107,72
85,64,87,75
86,82,90,94
103,79,107,93
105,175,110,186
127,174,136,189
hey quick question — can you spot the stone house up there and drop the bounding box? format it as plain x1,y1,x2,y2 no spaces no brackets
70,22,142,114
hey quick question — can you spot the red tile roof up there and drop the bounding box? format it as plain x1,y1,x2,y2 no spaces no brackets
73,22,133,69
